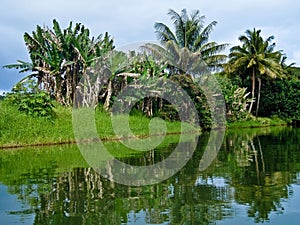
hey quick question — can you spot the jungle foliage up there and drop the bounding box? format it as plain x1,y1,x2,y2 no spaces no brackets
3,9,299,128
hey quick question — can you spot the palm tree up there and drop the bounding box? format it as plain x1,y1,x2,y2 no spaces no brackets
226,28,284,116
154,8,228,70
142,41,207,77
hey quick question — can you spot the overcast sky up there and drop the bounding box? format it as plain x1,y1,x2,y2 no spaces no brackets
1,0,299,93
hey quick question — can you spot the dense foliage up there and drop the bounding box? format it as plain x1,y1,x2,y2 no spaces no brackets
6,79,54,118
258,74,300,120
4,20,114,106
154,9,228,70
225,28,285,116
216,74,253,122
3,8,299,128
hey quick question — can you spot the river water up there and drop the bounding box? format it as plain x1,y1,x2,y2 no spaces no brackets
0,126,299,224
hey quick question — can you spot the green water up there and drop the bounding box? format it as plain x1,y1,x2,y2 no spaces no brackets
0,127,299,224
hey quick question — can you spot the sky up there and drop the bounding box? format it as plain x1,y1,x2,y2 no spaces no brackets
1,0,300,93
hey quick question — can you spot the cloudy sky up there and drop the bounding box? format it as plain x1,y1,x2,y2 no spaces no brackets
1,0,299,93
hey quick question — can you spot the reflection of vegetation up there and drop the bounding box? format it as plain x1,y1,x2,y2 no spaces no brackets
234,175,288,222
0,127,299,224
220,126,300,222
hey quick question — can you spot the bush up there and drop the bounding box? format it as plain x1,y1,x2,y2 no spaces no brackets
259,77,300,120
6,79,55,118
216,74,253,122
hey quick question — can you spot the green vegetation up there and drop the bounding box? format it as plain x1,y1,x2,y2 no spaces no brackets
3,19,114,106
0,101,73,147
226,116,288,129
225,28,285,116
1,8,299,147
0,127,299,224
6,78,55,118
154,8,228,69
0,101,194,148
258,68,300,120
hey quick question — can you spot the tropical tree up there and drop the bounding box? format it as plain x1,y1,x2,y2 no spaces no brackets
225,28,285,116
142,41,208,77
154,8,228,70
141,42,214,128
4,19,114,106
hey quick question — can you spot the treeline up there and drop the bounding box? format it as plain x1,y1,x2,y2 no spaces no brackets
2,9,299,127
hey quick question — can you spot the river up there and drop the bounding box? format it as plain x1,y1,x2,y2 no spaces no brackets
0,126,299,224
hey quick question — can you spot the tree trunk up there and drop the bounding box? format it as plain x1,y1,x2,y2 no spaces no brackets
65,67,71,106
256,77,262,117
143,97,153,117
72,61,77,104
104,80,112,111
248,67,256,114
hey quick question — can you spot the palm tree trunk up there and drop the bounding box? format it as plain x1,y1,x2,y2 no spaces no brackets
248,67,256,114
256,77,262,117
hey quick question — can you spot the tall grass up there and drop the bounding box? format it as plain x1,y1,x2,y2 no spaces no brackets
0,102,196,147
0,102,74,146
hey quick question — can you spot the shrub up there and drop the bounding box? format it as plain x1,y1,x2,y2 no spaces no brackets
216,74,253,122
6,79,55,118
259,77,300,120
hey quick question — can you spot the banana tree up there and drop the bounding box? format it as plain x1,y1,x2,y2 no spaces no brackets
4,20,114,106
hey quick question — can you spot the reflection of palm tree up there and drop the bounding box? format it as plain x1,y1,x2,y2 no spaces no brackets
248,136,266,185
257,136,265,173
228,129,291,223
249,138,260,184
2,127,297,224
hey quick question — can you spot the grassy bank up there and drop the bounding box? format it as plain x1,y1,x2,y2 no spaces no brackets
0,102,198,148
0,101,291,148
227,116,289,129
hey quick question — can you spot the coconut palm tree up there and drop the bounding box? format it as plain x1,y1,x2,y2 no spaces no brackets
154,8,228,70
226,28,285,116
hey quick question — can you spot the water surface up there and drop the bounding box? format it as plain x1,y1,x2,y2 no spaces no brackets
0,127,299,224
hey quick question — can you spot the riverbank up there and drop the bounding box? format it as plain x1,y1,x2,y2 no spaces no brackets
0,102,199,149
227,116,289,129
0,102,290,149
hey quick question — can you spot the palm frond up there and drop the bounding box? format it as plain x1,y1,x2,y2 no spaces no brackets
168,9,187,47
154,22,177,44
3,60,34,73
194,20,217,50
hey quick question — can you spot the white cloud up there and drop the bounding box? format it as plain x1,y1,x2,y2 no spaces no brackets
0,89,9,95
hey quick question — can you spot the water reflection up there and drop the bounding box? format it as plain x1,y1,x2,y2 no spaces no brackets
0,127,299,224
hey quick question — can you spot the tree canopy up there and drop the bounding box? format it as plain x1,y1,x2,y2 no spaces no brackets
154,9,228,70
226,28,285,116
